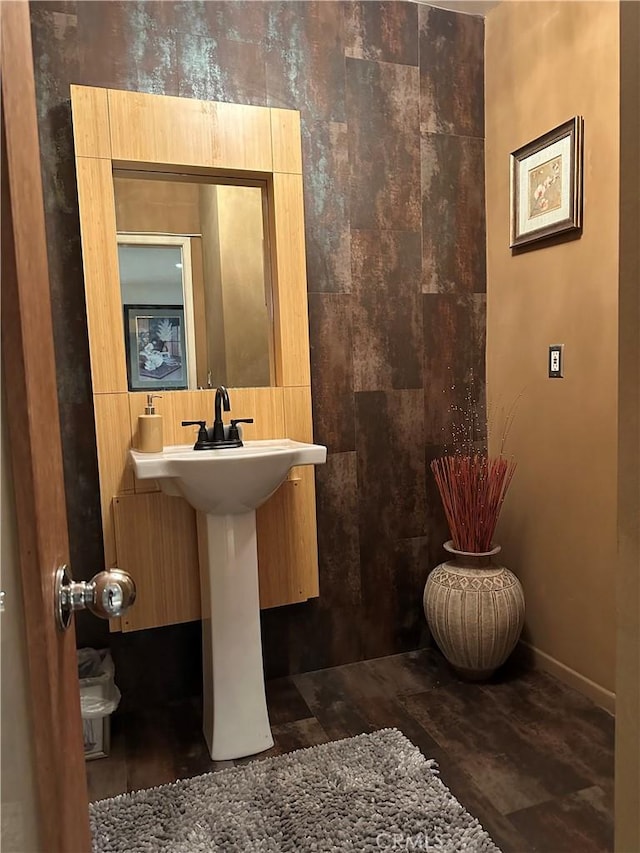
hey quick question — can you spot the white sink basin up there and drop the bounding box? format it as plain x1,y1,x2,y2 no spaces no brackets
128,436,327,761
130,439,327,515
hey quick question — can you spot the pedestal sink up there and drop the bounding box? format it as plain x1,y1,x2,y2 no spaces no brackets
129,439,327,760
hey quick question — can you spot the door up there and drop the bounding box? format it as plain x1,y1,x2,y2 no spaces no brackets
1,2,92,849
1,381,41,853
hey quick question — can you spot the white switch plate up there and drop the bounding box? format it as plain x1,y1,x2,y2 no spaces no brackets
549,344,564,378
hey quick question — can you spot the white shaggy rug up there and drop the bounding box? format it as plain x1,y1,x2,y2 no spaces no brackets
90,728,501,852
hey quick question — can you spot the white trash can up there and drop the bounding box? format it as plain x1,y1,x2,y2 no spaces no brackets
78,649,121,760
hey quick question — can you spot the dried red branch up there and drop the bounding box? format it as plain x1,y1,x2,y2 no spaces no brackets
431,454,516,553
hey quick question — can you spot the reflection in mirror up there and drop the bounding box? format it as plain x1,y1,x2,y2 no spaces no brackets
118,238,194,391
114,174,273,391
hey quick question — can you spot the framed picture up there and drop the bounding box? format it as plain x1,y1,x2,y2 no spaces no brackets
123,305,188,391
510,116,583,249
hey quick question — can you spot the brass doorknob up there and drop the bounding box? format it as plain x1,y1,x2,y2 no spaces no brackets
55,565,136,631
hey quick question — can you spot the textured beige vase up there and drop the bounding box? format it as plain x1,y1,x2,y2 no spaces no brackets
424,541,525,680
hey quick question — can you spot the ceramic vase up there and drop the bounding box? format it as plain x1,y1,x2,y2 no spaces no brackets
423,541,525,680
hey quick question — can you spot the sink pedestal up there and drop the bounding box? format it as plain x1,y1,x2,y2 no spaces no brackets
197,510,274,760
129,440,327,760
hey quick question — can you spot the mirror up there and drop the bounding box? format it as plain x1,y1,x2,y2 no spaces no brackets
114,174,273,391
70,84,312,401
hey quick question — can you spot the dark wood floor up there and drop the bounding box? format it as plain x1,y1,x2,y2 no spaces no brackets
87,648,614,853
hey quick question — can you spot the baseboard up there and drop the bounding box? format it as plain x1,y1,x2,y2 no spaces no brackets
518,641,616,715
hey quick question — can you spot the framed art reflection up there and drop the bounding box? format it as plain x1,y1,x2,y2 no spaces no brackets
124,304,188,391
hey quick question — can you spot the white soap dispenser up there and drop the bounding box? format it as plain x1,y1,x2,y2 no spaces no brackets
137,394,163,453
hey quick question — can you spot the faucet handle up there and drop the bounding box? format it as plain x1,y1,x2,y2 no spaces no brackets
228,418,254,441
182,420,209,448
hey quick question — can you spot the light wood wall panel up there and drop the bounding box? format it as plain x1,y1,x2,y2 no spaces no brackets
210,101,273,173
284,386,313,442
167,391,213,445
94,393,134,568
109,90,215,167
127,388,286,452
72,85,320,632
271,173,311,386
102,385,316,625
126,393,161,494
225,387,285,440
129,390,210,449
257,466,319,607
108,90,272,173
114,493,201,632
284,387,314,483
75,157,127,393
271,108,302,175
70,84,111,159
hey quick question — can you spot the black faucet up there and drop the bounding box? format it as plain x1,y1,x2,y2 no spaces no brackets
182,385,254,450
212,386,230,442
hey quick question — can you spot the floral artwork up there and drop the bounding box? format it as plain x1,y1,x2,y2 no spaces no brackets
510,116,583,248
136,316,182,379
124,305,188,390
528,155,562,219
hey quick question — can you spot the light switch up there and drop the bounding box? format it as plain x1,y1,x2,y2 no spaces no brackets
549,345,564,378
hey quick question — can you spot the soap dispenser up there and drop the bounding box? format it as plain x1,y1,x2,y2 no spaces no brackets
137,394,163,453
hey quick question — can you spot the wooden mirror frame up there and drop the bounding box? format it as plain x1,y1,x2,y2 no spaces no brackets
71,85,309,393
71,86,318,632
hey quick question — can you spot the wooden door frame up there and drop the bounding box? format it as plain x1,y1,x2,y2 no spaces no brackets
1,2,91,850
116,233,198,389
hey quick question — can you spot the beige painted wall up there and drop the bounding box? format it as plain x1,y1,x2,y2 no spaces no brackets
485,1,619,702
215,185,271,388
615,2,640,847
114,176,200,233
199,184,228,386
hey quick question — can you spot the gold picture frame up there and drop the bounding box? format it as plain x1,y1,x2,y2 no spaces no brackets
510,116,583,249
